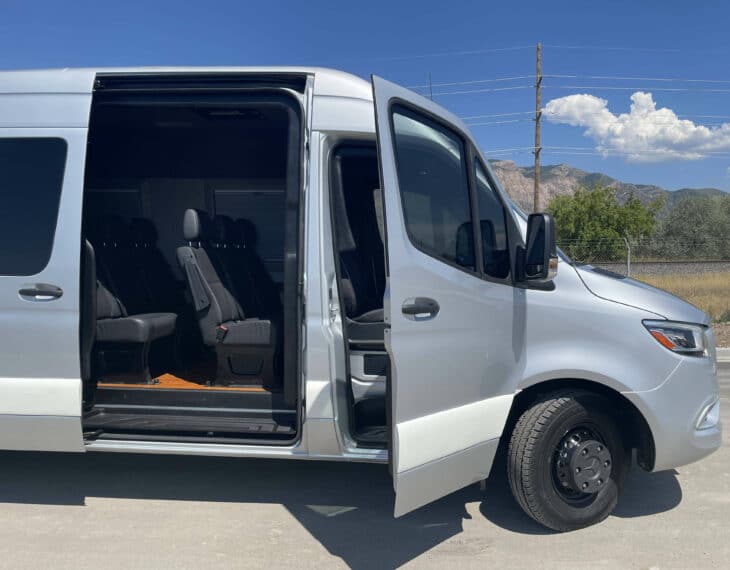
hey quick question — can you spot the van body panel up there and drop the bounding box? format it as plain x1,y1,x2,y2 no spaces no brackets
395,394,512,473
312,96,375,133
371,76,517,515
0,377,81,416
516,262,680,394
575,264,710,325
0,415,83,452
0,126,90,451
394,438,499,517
622,355,721,471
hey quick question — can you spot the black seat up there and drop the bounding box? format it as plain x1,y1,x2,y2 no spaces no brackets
129,217,185,312
93,214,152,315
177,209,277,387
85,241,177,384
332,170,386,345
232,218,282,319
208,215,264,319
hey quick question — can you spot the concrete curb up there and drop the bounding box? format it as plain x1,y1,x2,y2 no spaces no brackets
717,348,730,363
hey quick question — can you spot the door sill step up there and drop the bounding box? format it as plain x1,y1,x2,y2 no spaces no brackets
83,409,295,437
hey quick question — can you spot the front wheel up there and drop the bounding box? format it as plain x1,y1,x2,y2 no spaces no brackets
507,390,628,532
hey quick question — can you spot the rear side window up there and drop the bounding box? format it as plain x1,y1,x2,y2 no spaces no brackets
391,105,475,270
0,138,67,276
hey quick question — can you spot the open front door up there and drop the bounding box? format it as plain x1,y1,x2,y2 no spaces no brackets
0,70,94,451
372,76,518,516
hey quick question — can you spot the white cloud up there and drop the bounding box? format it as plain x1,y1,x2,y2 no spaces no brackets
543,91,730,162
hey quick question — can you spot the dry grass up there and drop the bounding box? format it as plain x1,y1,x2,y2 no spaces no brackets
634,272,730,323
714,322,730,347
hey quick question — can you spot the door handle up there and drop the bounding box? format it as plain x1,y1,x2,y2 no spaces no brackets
401,297,439,321
19,283,63,301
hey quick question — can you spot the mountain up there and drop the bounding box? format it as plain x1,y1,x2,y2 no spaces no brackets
489,160,728,214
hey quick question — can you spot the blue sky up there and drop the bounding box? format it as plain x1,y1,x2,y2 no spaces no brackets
2,0,729,191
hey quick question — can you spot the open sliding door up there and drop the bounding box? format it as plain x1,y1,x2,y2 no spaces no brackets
0,70,95,451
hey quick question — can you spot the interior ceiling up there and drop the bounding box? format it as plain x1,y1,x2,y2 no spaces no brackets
86,104,290,181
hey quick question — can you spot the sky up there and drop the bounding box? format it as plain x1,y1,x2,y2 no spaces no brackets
2,0,729,191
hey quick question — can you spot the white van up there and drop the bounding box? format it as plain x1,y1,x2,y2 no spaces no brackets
0,67,721,531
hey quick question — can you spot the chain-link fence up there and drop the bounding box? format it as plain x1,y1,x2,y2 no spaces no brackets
558,238,730,277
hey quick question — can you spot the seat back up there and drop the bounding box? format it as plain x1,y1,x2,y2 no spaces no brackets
232,218,282,319
94,214,151,314
177,209,243,346
130,217,183,311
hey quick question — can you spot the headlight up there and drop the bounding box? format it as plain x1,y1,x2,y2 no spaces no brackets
643,320,707,356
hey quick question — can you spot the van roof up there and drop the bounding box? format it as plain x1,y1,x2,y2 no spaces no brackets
0,66,374,100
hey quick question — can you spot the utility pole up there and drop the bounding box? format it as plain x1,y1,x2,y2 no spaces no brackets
533,42,542,212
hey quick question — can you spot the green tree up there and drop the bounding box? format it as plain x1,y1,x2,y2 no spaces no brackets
548,184,662,262
655,195,730,260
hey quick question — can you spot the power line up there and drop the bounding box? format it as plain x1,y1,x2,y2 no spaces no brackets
481,145,730,158
541,114,730,128
544,84,730,93
460,111,534,120
483,146,537,154
545,74,730,85
409,73,730,93
541,44,710,53
542,110,730,121
364,44,534,63
542,150,730,159
464,119,533,126
430,84,534,96
408,75,535,90
543,44,728,55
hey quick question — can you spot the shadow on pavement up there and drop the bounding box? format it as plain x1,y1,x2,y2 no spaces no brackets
0,450,683,568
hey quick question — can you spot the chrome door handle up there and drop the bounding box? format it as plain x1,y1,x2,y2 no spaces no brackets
401,297,439,321
19,283,63,301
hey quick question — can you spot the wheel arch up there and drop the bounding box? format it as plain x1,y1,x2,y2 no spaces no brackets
503,378,656,471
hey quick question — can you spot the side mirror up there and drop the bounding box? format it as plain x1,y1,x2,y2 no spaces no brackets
518,213,558,283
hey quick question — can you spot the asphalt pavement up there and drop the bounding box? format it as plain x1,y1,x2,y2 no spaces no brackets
0,363,727,569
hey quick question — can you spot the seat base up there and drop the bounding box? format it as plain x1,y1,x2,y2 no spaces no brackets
214,344,277,388
95,341,154,384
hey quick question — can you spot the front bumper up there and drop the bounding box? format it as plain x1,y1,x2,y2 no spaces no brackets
622,355,722,472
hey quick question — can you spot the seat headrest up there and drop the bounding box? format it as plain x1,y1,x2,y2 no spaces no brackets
130,218,158,245
234,218,258,248
183,209,210,242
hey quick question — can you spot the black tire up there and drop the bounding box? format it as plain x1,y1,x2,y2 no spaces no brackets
507,390,628,532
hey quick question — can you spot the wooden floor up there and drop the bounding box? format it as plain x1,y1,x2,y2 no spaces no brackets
98,373,269,392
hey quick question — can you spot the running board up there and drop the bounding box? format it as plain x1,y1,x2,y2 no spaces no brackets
83,409,295,437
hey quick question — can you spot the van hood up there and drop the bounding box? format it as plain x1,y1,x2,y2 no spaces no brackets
573,265,710,325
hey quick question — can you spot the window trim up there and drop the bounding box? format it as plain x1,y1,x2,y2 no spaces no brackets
388,101,482,278
0,137,68,277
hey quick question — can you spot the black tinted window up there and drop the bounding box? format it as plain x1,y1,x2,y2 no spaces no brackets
475,161,510,279
391,106,475,270
0,138,67,276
